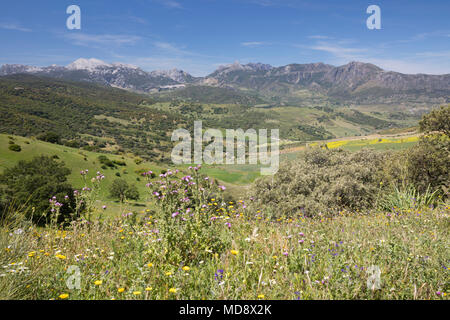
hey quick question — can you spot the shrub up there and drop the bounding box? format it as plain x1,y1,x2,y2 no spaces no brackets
145,166,230,264
378,184,442,211
109,179,140,202
406,105,450,196
98,155,116,168
8,144,21,152
0,156,77,225
419,105,449,135
406,134,449,195
250,148,389,217
0,188,5,220
64,140,81,148
113,160,126,166
37,131,61,144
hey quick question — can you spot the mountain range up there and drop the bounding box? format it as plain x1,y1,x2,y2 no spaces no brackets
1,58,449,105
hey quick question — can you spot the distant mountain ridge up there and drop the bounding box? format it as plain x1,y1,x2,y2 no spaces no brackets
1,58,449,104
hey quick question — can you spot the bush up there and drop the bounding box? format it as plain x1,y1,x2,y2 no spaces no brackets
145,166,230,264
64,140,81,148
0,156,77,225
98,155,116,168
378,184,441,211
406,105,450,195
250,148,389,217
109,179,140,202
113,160,126,166
406,134,449,195
419,105,449,135
37,131,61,144
8,144,21,152
0,188,5,220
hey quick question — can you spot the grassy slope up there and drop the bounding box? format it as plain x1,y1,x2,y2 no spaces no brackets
0,206,448,300
0,134,260,214
0,133,419,217
0,133,419,185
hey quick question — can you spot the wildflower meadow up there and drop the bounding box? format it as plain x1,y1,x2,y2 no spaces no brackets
0,165,448,300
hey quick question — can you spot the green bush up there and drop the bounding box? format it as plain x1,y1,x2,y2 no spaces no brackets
98,155,116,168
37,131,61,144
406,134,449,195
0,156,77,225
378,184,441,211
419,105,449,135
251,148,389,217
109,179,140,202
113,160,126,166
8,144,21,152
406,105,450,196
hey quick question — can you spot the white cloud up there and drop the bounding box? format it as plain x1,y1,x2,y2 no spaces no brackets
65,33,142,47
305,39,450,74
241,41,270,47
152,0,183,9
0,23,31,32
308,35,332,40
308,42,367,57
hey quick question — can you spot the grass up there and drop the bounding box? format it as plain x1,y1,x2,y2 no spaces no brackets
0,133,421,209
306,136,419,152
0,138,448,300
1,203,448,300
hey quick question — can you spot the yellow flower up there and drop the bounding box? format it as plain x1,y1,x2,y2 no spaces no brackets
182,266,190,271
145,287,153,291
165,271,173,276
118,288,125,293
55,254,66,260
94,280,103,286
230,250,239,256
257,294,265,299
169,288,177,293
133,291,142,295
59,293,69,299
146,263,153,268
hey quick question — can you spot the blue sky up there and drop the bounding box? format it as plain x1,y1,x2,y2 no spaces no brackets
0,0,449,76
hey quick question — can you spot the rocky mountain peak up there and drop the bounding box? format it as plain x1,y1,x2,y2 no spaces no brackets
67,58,112,71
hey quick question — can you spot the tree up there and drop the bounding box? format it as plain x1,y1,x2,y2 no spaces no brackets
407,105,450,195
109,179,140,202
38,131,61,144
8,144,21,152
0,156,77,225
419,105,450,135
